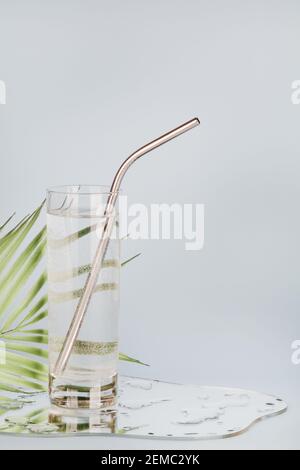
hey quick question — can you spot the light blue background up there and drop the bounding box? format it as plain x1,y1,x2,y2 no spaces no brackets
0,0,299,449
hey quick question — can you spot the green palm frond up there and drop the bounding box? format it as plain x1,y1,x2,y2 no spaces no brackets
0,204,145,397
0,204,48,394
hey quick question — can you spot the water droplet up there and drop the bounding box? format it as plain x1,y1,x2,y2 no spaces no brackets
124,379,153,391
19,399,35,405
175,407,222,424
202,394,249,409
17,391,44,399
28,423,59,434
0,400,24,411
257,407,274,413
4,416,29,426
119,397,171,410
197,393,209,400
118,424,146,434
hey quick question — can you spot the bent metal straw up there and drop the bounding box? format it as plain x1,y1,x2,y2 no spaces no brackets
54,117,200,376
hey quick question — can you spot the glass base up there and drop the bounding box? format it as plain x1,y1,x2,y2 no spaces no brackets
48,405,117,434
49,373,117,410
0,376,287,439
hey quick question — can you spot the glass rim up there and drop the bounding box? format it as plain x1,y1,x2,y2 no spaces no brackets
47,184,122,196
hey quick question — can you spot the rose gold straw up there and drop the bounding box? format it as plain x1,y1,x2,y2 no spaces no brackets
54,117,200,376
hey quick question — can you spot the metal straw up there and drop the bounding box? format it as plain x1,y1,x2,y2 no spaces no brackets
54,117,200,376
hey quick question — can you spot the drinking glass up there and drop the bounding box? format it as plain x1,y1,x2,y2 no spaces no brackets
47,185,120,410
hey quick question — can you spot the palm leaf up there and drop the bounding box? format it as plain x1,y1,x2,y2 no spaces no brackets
0,205,145,401
0,239,46,320
0,371,46,391
18,311,48,329
3,343,48,359
0,227,46,295
0,202,44,270
1,273,47,331
119,353,149,366
5,351,48,373
0,212,15,232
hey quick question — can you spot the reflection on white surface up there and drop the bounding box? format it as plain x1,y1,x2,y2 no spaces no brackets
0,376,287,440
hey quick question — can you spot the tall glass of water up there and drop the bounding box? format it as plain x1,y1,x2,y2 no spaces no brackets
47,185,120,410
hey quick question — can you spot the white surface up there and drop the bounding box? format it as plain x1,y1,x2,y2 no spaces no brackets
0,0,299,450
0,382,297,449
0,378,288,441
0,410,295,450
